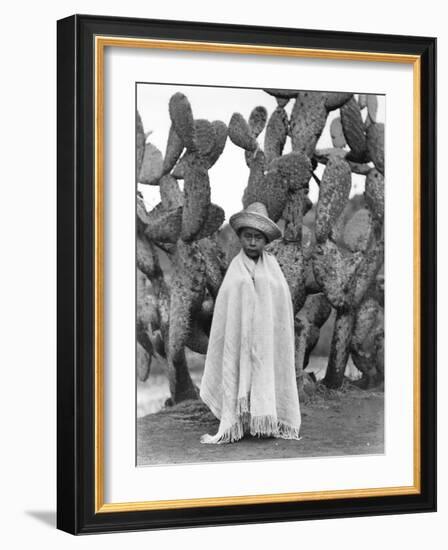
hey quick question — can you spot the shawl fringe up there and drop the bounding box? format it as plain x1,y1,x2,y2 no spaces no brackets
200,397,302,445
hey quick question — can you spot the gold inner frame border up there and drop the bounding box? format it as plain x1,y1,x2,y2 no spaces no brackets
94,35,421,513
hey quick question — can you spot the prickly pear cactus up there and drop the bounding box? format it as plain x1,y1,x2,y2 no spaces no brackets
136,93,229,403
307,91,385,389
137,87,385,404
228,88,384,390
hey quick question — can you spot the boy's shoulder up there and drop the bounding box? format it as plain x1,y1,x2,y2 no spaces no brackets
264,249,277,259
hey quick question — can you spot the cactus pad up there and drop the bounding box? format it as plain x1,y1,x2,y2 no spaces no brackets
276,97,290,108
137,342,151,382
366,94,378,122
352,239,384,307
358,94,367,109
137,268,159,326
242,150,274,215
195,203,225,240
269,151,312,192
169,242,206,345
198,237,227,298
264,107,289,163
330,117,347,148
248,106,268,137
302,225,314,260
349,161,372,176
314,147,348,164
137,233,161,279
163,124,184,175
365,168,384,223
228,112,258,151
352,297,381,353
366,122,384,174
303,194,313,217
324,92,353,111
264,88,300,99
350,296,382,380
159,174,184,210
282,190,305,242
269,242,306,312
136,195,150,233
312,240,363,309
205,120,228,168
144,203,182,243
259,165,290,222
136,110,146,178
168,92,195,150
297,292,332,328
171,151,192,179
315,156,352,243
340,96,367,161
290,91,328,157
186,321,209,355
181,157,211,241
139,142,164,185
193,118,215,156
343,208,374,252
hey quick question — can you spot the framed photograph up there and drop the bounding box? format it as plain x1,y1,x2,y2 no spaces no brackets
57,14,436,534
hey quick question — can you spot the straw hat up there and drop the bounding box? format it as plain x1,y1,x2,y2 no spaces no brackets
229,202,281,243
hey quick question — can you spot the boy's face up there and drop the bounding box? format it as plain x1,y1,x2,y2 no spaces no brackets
239,227,267,259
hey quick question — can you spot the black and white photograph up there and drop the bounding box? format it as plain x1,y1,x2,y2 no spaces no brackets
0,0,440,543
136,83,385,466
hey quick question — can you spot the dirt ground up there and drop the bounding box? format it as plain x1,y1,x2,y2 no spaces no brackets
137,383,384,466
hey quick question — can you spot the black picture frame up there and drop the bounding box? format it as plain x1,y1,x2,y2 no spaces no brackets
57,14,436,535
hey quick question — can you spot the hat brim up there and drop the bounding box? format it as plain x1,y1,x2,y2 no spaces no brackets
229,211,282,243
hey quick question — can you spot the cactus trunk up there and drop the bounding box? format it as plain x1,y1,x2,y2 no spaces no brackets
323,309,355,389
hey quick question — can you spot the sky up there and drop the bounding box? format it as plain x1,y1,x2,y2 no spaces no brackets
137,83,385,220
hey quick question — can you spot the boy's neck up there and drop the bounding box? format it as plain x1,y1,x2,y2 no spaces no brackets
244,251,260,262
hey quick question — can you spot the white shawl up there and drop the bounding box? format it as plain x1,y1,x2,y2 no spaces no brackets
199,248,302,444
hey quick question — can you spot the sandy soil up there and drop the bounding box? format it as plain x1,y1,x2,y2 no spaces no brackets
137,384,384,466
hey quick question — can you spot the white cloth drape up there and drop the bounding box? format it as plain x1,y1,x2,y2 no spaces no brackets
199,249,302,444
